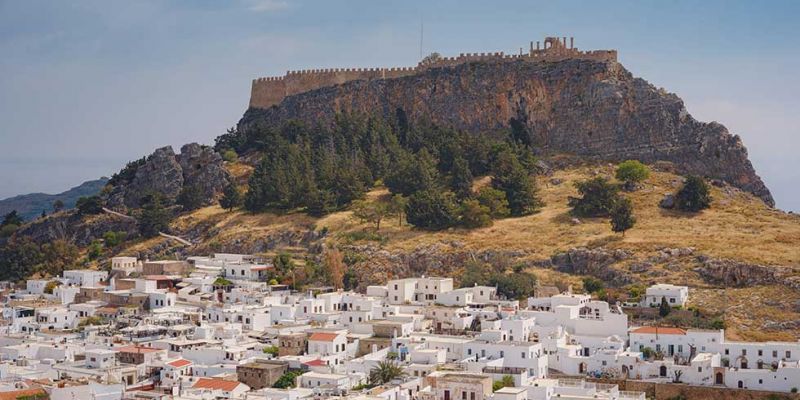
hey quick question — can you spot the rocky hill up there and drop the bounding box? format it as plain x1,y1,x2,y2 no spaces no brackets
240,58,773,206
2,48,797,341
111,162,800,341
0,178,108,221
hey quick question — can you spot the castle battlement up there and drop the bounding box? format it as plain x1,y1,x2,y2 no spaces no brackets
249,37,617,109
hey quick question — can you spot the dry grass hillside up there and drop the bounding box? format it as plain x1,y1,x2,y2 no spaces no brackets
120,162,800,341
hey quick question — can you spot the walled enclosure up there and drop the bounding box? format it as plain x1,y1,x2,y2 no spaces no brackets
249,36,617,109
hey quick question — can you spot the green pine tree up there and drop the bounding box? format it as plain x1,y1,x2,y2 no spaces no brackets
610,197,636,236
450,155,474,199
219,181,243,211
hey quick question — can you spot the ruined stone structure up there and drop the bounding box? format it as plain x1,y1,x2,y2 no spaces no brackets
249,37,616,109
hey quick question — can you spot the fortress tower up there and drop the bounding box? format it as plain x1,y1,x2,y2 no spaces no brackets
249,37,617,109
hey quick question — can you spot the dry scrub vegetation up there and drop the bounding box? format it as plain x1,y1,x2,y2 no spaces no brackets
119,163,800,340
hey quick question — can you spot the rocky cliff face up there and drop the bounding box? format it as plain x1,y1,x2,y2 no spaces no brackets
240,58,773,206
107,143,230,209
15,210,138,246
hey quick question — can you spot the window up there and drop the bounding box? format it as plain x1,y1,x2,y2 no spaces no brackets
742,349,746,356
773,350,778,357
698,367,702,372
725,349,729,355
786,351,791,358
521,352,526,359
758,350,763,356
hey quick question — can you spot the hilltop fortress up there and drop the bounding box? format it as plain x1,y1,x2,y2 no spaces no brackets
249,36,617,109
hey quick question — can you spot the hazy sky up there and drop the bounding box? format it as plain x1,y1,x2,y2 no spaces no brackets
1,0,798,211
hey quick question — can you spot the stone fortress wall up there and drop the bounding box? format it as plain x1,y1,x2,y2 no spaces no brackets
249,36,618,109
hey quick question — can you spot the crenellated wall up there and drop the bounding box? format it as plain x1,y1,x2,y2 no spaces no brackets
249,37,617,109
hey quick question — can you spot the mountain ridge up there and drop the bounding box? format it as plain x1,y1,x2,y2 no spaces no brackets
0,178,108,221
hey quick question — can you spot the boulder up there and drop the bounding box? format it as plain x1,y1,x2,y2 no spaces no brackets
659,194,675,209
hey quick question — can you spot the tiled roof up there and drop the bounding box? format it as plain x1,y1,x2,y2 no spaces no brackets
304,359,326,366
192,378,241,391
0,389,46,400
308,332,339,342
631,326,687,335
168,358,192,367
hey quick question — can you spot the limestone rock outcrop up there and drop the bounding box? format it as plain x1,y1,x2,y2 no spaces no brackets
550,247,633,285
239,58,773,206
107,143,230,209
694,256,800,290
15,210,138,246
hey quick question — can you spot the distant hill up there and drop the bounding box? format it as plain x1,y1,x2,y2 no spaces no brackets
0,178,108,221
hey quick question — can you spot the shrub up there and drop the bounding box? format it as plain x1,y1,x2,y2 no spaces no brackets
76,196,104,215
177,184,204,211
221,149,238,162
406,190,460,230
490,271,538,300
262,346,279,356
568,177,620,217
459,199,492,228
615,160,650,190
476,187,510,218
675,175,712,212
582,277,604,294
273,370,305,389
102,231,128,247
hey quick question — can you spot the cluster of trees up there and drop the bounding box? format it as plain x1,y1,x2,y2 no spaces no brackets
0,238,79,281
1,210,24,238
566,160,652,236
216,113,543,230
569,176,636,236
461,261,539,300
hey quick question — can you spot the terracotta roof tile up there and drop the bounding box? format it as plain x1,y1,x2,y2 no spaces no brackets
308,332,339,342
0,389,46,400
168,358,192,367
192,378,241,391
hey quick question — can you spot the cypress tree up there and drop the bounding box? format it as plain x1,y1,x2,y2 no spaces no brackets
610,197,636,236
450,156,474,199
219,182,243,211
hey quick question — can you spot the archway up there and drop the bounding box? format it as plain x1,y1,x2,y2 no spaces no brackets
738,380,743,388
579,363,587,374
715,372,723,385
659,365,667,377
621,365,629,378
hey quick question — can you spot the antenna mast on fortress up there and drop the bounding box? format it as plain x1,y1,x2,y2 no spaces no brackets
419,16,424,59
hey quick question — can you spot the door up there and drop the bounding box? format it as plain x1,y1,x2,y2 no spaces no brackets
444,390,450,400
